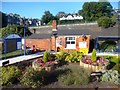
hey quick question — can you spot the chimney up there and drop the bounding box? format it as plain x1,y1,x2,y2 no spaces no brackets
52,20,57,31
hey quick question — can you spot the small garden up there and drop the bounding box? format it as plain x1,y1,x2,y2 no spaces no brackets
1,49,120,88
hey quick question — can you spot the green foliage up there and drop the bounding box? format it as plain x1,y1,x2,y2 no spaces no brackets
112,64,120,73
55,50,68,61
47,20,52,25
20,66,48,88
1,66,21,86
99,40,116,52
110,56,120,64
97,16,112,28
91,49,97,62
58,66,90,85
102,56,113,60
65,51,83,63
81,2,113,22
43,50,50,63
0,50,24,59
97,16,116,28
101,70,120,85
110,15,116,26
41,11,54,25
0,25,31,38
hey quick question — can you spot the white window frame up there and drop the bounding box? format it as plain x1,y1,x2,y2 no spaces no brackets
65,37,76,49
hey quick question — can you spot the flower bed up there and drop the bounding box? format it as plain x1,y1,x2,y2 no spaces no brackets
80,56,109,72
32,51,59,72
32,58,59,72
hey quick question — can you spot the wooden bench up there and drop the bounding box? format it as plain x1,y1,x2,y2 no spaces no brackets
90,71,103,82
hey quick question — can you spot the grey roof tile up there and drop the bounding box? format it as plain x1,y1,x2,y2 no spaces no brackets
27,34,51,39
28,24,119,39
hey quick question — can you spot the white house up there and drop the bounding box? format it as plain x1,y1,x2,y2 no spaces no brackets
59,14,83,20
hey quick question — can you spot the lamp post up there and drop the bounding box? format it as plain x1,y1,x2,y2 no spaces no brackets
24,21,26,56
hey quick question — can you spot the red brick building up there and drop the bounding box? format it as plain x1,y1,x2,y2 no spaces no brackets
26,20,90,53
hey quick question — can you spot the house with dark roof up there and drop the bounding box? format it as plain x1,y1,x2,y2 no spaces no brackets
26,20,119,53
26,20,90,54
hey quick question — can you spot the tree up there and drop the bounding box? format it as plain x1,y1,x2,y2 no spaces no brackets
41,11,54,25
110,15,116,27
97,16,111,28
78,10,82,15
81,1,113,21
0,25,31,38
56,11,66,18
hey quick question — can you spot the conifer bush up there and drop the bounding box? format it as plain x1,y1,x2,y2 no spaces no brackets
91,49,97,62
43,50,50,63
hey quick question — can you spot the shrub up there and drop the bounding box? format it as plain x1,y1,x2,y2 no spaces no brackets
1,66,21,86
58,65,90,85
101,70,120,85
91,49,96,62
110,56,120,64
20,66,48,88
65,51,83,63
97,16,116,28
97,16,111,28
112,64,120,73
55,50,68,61
43,50,50,63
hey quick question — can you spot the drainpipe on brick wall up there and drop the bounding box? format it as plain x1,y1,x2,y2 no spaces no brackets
53,33,57,52
49,38,51,51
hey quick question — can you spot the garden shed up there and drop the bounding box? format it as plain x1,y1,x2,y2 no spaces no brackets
4,34,22,53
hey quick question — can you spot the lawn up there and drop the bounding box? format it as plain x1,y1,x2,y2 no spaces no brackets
0,50,24,59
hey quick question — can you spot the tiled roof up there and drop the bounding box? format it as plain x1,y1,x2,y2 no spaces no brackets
28,34,51,39
56,29,90,36
28,24,119,39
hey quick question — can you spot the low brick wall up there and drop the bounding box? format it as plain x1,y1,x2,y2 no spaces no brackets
80,60,107,72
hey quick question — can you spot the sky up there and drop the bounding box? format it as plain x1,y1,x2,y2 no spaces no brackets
1,2,119,19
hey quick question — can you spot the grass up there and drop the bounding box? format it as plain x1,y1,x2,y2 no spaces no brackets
102,56,120,64
0,50,24,59
57,63,90,86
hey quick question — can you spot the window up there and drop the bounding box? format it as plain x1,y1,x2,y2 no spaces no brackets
66,37,76,49
71,41,75,44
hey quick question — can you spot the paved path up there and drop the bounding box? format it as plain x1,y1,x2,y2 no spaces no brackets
87,52,119,56
0,51,56,67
